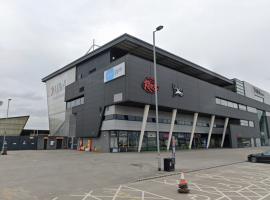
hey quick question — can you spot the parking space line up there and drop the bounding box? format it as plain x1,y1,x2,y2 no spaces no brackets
112,185,122,200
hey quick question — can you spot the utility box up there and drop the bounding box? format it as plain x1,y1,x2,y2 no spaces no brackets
164,158,175,171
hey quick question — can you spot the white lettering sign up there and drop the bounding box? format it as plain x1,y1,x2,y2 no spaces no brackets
104,62,125,83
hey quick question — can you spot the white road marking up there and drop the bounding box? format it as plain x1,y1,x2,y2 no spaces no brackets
112,185,122,200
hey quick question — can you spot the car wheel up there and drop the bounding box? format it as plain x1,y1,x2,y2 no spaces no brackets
251,157,257,163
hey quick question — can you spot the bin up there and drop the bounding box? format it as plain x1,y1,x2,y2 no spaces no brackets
2,147,8,155
164,158,175,171
81,146,85,151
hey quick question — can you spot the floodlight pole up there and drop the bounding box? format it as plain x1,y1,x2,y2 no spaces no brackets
153,25,163,171
1,99,11,155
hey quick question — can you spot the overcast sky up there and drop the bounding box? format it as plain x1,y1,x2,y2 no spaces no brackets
0,0,270,130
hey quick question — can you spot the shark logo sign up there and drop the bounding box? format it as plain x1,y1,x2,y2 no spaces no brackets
172,84,184,97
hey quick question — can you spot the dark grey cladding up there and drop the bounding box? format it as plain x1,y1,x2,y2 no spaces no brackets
65,53,270,139
42,34,233,87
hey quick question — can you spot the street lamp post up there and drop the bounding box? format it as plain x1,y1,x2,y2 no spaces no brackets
153,25,163,171
1,99,11,155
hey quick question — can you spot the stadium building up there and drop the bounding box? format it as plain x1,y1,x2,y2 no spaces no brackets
41,34,270,152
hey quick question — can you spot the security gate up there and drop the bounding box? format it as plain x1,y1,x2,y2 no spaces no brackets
0,136,38,150
19,136,38,150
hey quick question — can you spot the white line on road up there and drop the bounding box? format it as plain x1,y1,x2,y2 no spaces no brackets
112,185,122,200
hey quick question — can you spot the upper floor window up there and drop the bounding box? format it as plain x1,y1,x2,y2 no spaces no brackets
66,96,84,109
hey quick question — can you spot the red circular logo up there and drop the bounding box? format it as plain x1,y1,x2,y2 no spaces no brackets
142,77,159,93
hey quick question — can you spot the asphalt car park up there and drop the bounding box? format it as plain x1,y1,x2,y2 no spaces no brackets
0,147,269,200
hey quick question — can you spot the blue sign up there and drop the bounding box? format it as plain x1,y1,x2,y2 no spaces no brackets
104,62,125,83
106,68,114,82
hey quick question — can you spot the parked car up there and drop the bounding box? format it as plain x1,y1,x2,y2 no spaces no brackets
247,150,270,163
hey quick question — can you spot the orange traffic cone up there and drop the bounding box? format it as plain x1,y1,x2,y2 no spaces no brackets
178,169,190,193
180,169,186,185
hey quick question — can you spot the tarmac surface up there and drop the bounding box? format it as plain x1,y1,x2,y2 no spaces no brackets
0,147,269,200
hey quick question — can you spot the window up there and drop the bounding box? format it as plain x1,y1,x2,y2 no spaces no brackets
79,87,84,93
184,121,193,126
66,96,84,109
239,104,247,111
104,115,114,120
240,120,249,126
249,121,255,127
263,151,270,155
203,123,208,127
116,115,125,120
71,100,75,108
127,116,136,121
110,131,118,148
147,118,154,122
78,74,82,80
135,116,143,122
221,99,228,106
163,119,168,124
75,99,80,106
196,123,203,127
228,101,234,108
176,120,184,125
89,68,96,74
216,98,221,104
233,103,238,109
216,124,224,128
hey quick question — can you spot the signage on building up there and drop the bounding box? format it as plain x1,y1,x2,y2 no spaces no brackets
104,62,125,83
142,77,159,93
253,87,264,96
236,134,242,137
172,84,184,97
48,72,68,106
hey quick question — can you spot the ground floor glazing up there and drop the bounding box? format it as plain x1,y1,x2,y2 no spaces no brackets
109,130,230,152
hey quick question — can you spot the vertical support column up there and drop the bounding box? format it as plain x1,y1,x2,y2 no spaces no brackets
167,109,177,151
206,115,215,149
138,105,150,152
189,113,198,150
221,118,229,148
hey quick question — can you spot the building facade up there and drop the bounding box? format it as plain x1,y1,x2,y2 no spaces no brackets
42,34,270,152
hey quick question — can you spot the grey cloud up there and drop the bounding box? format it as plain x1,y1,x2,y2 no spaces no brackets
1,0,270,129
0,90,45,101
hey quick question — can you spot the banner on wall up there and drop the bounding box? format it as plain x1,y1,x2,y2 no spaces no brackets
104,62,125,83
48,73,68,106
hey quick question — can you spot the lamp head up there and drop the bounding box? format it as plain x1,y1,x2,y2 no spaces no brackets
8,99,11,101
156,26,163,31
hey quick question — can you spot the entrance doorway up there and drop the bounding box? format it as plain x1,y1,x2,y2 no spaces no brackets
44,139,47,149
56,139,62,149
